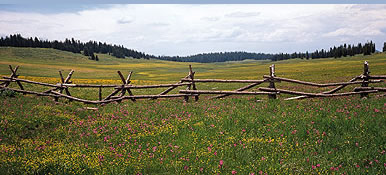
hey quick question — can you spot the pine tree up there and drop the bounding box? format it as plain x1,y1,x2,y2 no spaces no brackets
90,53,95,60
383,42,386,52
306,51,309,60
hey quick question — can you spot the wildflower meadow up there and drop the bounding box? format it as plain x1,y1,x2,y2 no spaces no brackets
0,47,385,174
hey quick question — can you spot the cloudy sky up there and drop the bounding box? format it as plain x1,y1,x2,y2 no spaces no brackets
0,4,386,56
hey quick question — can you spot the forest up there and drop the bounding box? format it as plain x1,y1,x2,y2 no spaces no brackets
0,34,380,63
159,42,377,62
0,34,154,61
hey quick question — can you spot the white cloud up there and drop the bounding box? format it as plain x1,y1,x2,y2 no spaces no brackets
225,11,261,18
0,4,385,55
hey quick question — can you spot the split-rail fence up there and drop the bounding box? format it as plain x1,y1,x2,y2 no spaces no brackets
0,61,385,104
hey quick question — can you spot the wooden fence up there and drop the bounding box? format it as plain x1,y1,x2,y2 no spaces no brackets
0,61,385,104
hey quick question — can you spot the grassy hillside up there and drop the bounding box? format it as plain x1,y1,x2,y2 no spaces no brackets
1,47,386,83
0,47,385,174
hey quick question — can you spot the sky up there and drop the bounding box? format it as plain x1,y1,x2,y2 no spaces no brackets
0,4,386,56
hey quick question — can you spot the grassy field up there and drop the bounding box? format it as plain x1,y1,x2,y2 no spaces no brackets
0,47,385,174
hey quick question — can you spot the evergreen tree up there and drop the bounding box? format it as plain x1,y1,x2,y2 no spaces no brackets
383,42,386,52
0,34,155,60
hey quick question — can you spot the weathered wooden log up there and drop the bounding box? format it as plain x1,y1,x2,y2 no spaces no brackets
3,77,60,87
213,80,267,99
16,80,25,94
64,88,72,100
181,79,268,83
368,75,386,79
104,89,121,101
126,89,135,101
111,94,198,99
60,84,118,88
43,88,58,93
59,71,65,83
51,90,197,104
323,76,361,94
262,75,381,87
64,70,74,84
259,87,378,97
179,90,276,95
50,91,101,104
4,65,19,87
354,87,386,92
117,71,126,84
284,75,361,100
126,71,132,84
115,83,192,89
0,86,59,97
157,75,191,97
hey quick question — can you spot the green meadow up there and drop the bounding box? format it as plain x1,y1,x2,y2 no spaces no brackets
0,47,385,174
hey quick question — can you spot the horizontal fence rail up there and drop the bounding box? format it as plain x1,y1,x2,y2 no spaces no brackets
0,61,385,105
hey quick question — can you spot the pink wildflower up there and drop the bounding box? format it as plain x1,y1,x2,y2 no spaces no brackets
291,130,297,134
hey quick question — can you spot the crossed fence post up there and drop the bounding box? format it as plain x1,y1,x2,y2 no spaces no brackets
2,65,25,94
267,64,277,99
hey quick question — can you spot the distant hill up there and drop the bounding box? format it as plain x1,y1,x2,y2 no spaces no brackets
0,34,378,63
158,41,377,63
0,34,155,61
157,52,275,63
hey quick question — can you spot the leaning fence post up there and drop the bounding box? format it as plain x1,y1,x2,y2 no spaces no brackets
268,64,277,99
361,61,370,98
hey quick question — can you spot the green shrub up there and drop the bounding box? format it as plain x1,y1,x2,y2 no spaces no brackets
0,89,16,98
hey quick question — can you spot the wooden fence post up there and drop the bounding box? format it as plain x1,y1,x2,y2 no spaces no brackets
55,70,74,102
99,86,102,101
184,66,192,102
5,65,26,94
117,71,135,102
361,61,370,98
268,64,277,99
189,65,199,101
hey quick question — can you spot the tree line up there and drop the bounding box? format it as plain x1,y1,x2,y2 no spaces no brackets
271,41,376,61
159,41,377,62
0,34,155,61
157,52,275,63
0,34,383,63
